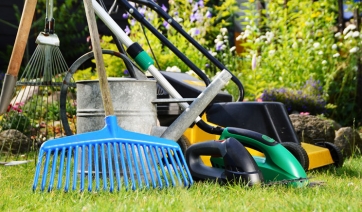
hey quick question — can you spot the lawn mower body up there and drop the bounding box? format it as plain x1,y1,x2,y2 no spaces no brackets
156,71,338,171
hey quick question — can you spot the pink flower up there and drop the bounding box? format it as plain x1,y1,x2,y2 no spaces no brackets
300,112,310,115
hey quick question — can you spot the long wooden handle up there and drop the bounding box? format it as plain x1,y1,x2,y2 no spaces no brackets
6,0,37,76
83,0,114,116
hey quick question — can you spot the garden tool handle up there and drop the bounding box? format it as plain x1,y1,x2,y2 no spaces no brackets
0,0,37,115
6,0,37,77
186,140,227,180
83,0,114,116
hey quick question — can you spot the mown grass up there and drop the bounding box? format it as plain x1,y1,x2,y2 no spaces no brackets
1,156,362,212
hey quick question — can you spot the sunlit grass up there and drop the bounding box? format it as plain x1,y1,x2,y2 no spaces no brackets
1,156,361,211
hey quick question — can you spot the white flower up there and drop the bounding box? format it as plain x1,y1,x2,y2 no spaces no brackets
333,53,340,58
251,54,257,70
222,53,227,57
332,44,338,50
186,70,197,77
220,28,228,35
220,44,227,50
217,35,223,40
313,42,321,48
269,49,276,55
322,60,327,65
166,66,181,72
318,51,323,55
236,34,243,41
349,47,359,53
174,17,183,23
335,32,341,38
353,31,360,37
292,42,298,49
266,31,274,43
210,51,217,57
224,36,228,39
298,39,303,43
229,46,236,52
343,24,357,35
344,31,353,39
255,38,261,43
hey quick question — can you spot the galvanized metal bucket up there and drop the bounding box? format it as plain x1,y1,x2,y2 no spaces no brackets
76,77,157,135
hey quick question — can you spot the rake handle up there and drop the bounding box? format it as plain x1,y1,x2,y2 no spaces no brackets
83,0,114,116
6,0,37,76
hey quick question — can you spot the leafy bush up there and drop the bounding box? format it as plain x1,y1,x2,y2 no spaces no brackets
261,78,327,115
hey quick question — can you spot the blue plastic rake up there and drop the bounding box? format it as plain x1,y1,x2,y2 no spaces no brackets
32,116,192,192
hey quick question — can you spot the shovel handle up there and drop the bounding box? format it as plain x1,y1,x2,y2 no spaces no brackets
6,0,37,76
83,0,114,116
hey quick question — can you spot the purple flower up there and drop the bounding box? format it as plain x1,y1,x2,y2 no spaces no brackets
190,12,203,22
161,4,168,12
122,13,129,19
163,21,170,29
198,0,204,8
188,0,193,3
138,7,146,16
131,19,136,26
124,25,131,35
124,69,129,75
205,11,212,18
192,3,198,12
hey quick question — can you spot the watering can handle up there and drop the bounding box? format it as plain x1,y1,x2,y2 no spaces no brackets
83,0,114,116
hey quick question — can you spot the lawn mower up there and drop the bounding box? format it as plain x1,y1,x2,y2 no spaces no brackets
156,70,344,171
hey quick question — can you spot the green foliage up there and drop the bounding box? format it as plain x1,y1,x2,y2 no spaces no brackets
236,0,362,126
0,111,31,135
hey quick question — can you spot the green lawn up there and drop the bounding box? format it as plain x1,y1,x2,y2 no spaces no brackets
1,156,361,211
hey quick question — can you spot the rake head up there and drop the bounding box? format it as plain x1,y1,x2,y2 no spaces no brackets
33,116,193,192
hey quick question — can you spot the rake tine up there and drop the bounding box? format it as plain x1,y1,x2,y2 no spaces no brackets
80,144,86,192
162,148,176,187
118,143,129,190
155,147,169,188
149,146,162,189
137,144,149,189
94,144,100,191
173,149,191,187
131,144,142,189
112,142,121,191
64,146,73,192
72,145,79,191
57,148,66,190
48,148,59,192
143,145,156,188
41,151,52,191
33,149,45,191
88,145,93,192
101,143,107,190
124,143,136,190
167,148,182,186
107,143,114,192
